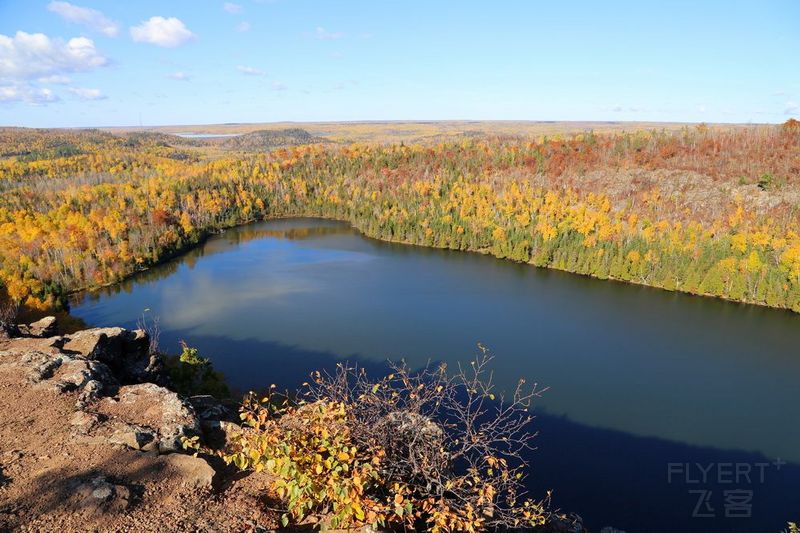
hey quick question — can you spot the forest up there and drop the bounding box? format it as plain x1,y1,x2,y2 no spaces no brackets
1,120,800,319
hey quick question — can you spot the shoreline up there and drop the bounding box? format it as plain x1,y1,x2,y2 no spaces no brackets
66,213,800,318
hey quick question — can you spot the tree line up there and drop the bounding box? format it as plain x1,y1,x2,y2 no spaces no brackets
1,121,799,316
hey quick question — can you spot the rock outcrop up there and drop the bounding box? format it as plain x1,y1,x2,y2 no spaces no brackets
0,317,280,531
0,317,204,453
62,326,165,385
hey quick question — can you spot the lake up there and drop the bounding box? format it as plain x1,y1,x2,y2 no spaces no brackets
71,218,800,532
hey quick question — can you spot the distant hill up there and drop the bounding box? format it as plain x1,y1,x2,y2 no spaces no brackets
219,128,318,151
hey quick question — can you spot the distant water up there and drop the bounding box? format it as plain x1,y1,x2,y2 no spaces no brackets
173,132,241,138
71,218,800,532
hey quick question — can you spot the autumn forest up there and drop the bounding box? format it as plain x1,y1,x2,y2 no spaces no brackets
1,121,800,321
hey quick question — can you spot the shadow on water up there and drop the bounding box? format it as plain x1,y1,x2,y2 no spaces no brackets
531,414,799,533
163,332,799,533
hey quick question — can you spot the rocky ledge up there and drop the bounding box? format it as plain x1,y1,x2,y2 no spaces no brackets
0,318,276,532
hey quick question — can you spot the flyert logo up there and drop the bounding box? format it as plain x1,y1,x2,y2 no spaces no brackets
666,459,787,519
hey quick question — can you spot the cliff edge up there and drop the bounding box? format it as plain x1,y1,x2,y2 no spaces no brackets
0,318,276,532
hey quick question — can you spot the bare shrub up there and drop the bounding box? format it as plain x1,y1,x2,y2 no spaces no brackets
305,346,549,530
222,346,553,531
136,309,160,355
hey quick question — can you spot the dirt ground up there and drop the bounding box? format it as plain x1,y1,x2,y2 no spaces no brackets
0,335,278,532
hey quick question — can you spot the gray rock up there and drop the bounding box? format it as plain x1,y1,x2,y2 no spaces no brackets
190,395,238,422
62,327,165,385
69,410,100,432
160,453,215,489
99,383,200,453
91,484,113,501
106,422,157,450
75,475,131,514
77,379,106,408
26,316,57,338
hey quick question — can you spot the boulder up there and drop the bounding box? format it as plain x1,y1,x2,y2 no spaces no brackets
53,358,115,394
62,327,165,385
159,453,215,489
96,383,200,453
25,316,58,338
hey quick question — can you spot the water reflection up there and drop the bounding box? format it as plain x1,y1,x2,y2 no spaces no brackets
71,218,800,531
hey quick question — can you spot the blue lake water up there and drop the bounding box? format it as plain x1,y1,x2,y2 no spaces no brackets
71,218,800,532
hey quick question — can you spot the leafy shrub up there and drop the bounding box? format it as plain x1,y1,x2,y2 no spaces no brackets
226,397,385,529
166,340,230,398
223,349,551,531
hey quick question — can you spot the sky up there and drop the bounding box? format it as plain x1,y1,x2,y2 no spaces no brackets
0,0,798,128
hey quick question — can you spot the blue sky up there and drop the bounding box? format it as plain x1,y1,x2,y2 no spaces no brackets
1,0,798,127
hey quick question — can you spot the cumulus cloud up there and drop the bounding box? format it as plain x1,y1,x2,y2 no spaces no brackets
236,21,251,33
0,31,108,80
223,2,243,14
315,27,344,40
0,85,59,105
47,1,120,37
68,87,106,100
237,65,265,76
130,17,195,47
0,31,111,106
786,101,799,115
167,71,190,81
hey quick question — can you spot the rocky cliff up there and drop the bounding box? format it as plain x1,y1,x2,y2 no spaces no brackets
0,318,276,532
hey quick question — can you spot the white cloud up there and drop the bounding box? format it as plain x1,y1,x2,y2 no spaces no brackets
236,21,251,33
223,2,243,14
237,65,265,76
47,1,120,37
0,85,59,105
68,87,106,100
786,101,799,115
167,71,190,81
0,31,108,80
271,81,287,91
130,17,195,48
315,27,344,40
38,75,72,84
